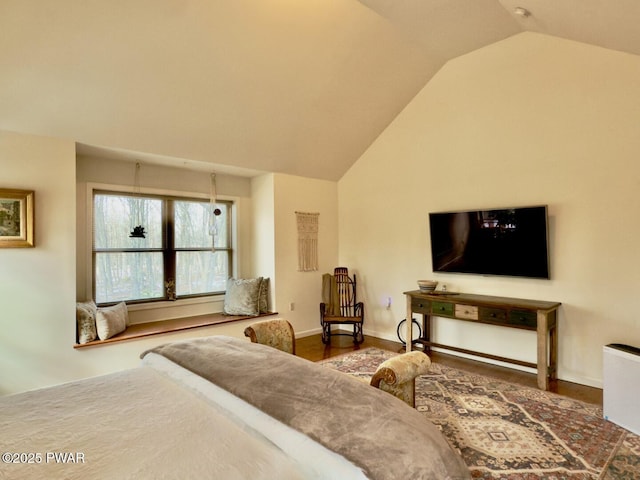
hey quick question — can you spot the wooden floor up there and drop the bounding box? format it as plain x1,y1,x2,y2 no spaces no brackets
296,332,603,406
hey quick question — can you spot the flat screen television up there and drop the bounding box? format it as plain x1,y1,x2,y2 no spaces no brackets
428,205,550,279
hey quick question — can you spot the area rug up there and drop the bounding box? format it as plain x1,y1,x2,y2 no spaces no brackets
318,348,640,480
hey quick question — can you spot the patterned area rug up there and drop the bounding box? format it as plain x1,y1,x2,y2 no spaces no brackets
318,348,640,479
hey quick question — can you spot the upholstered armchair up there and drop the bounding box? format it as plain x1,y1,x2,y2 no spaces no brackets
243,318,296,355
370,351,431,407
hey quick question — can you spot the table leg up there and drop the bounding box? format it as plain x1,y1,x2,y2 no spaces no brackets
406,295,413,353
549,311,558,382
536,311,549,390
423,314,432,355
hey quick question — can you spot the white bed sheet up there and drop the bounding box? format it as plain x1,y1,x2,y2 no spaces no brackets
0,361,358,480
142,352,368,480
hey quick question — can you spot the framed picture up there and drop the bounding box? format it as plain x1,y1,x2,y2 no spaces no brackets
0,189,34,248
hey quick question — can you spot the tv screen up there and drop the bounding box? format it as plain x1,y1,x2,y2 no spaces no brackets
429,205,550,279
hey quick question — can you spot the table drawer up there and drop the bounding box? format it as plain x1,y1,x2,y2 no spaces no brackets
455,304,478,320
432,301,454,317
479,306,507,324
508,310,537,328
411,298,431,315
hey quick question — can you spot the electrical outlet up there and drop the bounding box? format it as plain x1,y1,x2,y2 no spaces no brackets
289,302,295,311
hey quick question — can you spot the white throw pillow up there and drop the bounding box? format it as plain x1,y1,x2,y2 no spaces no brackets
96,302,129,340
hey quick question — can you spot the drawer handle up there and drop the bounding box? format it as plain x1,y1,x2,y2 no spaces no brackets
418,303,423,308
439,307,446,311
490,313,496,318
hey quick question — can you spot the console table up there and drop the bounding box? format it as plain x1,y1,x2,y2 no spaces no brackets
404,290,561,390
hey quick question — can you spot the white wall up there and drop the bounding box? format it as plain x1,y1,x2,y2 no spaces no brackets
338,32,640,388
251,173,339,336
250,174,276,302
0,130,77,395
272,174,339,335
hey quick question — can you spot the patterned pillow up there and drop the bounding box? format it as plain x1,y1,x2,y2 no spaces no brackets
259,277,270,314
76,300,98,344
223,277,263,316
95,302,129,340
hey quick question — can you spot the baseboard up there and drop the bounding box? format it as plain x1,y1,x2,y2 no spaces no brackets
295,326,323,338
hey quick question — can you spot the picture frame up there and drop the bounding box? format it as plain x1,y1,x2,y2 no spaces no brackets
0,189,35,248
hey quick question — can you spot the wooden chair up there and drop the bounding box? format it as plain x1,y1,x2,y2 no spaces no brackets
243,318,296,355
370,351,432,407
320,267,364,344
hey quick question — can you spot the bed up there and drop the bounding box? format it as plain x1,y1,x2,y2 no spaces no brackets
1,336,470,480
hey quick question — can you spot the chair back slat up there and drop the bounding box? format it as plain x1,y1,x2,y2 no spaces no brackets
334,267,356,317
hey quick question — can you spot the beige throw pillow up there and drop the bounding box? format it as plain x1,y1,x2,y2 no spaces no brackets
223,277,263,316
96,302,129,340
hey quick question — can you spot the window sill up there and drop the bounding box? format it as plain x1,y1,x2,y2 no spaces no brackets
74,311,278,349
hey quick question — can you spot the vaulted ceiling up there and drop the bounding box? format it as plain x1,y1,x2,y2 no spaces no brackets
1,0,639,180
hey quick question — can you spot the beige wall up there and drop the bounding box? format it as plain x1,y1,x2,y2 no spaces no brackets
0,130,77,394
250,173,340,334
272,173,339,334
339,32,640,388
250,174,276,299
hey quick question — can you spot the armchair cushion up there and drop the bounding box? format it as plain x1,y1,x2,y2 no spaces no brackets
244,318,295,354
370,351,431,407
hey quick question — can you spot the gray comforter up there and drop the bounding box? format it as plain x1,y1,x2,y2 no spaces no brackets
143,336,471,480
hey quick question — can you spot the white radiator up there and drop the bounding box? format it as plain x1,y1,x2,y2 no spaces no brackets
603,343,640,435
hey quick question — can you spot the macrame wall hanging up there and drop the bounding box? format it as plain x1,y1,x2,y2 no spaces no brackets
296,211,319,271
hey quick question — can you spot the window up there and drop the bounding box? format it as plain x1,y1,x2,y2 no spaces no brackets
93,191,231,305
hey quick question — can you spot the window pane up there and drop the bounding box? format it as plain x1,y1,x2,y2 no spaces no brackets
94,194,162,248
174,201,228,249
176,251,228,296
95,252,164,303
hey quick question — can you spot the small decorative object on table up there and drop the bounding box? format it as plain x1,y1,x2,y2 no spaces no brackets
417,280,438,292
